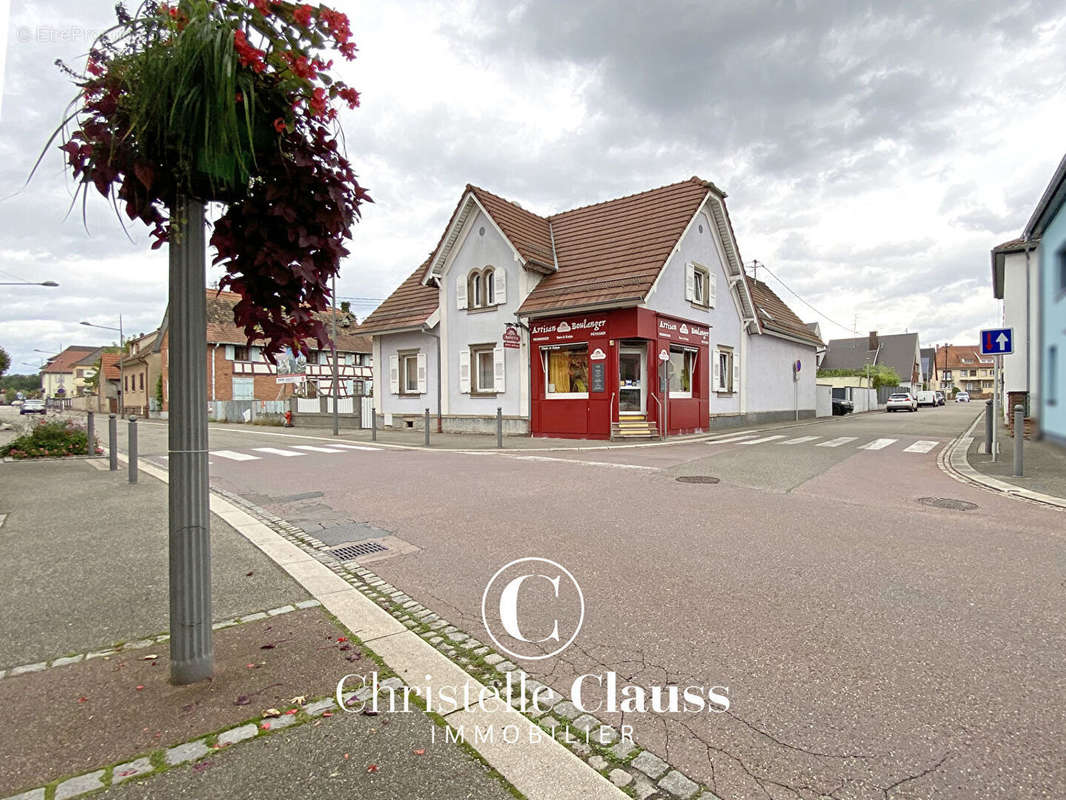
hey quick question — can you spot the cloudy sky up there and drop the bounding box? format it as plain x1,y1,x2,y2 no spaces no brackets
2,0,1065,373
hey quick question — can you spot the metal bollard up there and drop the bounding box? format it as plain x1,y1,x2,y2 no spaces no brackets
497,407,503,449
371,406,377,442
424,408,430,447
108,413,118,471
1013,405,1024,477
87,412,95,457
128,416,138,484
984,400,993,455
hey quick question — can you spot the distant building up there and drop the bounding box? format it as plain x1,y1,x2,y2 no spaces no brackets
935,345,995,399
920,347,938,390
821,331,922,389
40,345,102,399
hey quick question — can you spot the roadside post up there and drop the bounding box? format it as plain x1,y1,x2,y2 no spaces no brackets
980,328,1013,464
86,411,95,456
793,359,801,421
1013,405,1024,477
658,348,670,441
984,400,994,455
108,413,118,471
497,407,503,449
128,416,138,484
371,404,377,441
424,408,430,447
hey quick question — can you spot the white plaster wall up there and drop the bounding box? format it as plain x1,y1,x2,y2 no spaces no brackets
745,333,817,414
645,207,742,415
440,209,527,417
376,329,439,417
1001,250,1041,402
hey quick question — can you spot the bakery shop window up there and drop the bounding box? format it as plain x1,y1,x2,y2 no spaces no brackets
544,345,589,399
669,347,696,398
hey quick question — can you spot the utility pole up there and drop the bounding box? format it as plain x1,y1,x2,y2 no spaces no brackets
331,275,339,436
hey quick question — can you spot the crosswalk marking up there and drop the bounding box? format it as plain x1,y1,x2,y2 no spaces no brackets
292,445,347,453
738,435,787,445
707,434,760,444
817,437,858,448
211,450,261,461
858,438,898,450
252,447,306,457
326,444,383,452
781,436,820,445
904,440,939,454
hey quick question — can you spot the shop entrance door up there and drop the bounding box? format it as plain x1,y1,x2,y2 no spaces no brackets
618,346,646,415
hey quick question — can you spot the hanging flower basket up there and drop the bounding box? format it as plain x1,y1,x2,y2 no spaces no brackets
48,0,370,358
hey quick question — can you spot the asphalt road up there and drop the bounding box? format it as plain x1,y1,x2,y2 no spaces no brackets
66,404,1066,799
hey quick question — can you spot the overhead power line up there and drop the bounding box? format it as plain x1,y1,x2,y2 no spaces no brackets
752,261,861,336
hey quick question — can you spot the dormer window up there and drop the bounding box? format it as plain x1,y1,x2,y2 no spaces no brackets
457,266,506,311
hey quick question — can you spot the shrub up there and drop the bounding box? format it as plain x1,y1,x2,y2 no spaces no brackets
1,419,91,459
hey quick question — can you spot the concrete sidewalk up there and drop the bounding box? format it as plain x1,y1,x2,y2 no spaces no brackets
0,457,521,800
966,418,1066,502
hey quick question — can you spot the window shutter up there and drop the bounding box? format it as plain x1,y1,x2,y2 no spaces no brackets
712,348,721,389
494,269,506,305
459,349,471,393
416,353,427,394
708,272,717,308
732,354,740,394
494,345,506,392
224,345,234,360
685,263,696,302
389,354,399,394
456,274,467,310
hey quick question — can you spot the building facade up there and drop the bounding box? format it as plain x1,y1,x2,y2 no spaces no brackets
362,178,822,439
934,345,995,398
991,238,1041,421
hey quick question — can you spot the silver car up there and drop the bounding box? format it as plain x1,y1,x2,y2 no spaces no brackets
886,392,918,412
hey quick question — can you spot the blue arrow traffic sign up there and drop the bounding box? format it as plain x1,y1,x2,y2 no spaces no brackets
980,327,1014,355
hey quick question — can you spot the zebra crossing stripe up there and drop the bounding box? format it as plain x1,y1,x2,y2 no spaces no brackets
326,444,382,451
858,438,898,450
253,447,305,457
904,440,939,453
817,437,858,448
292,445,347,453
211,450,260,461
707,434,760,444
738,435,787,445
781,436,820,445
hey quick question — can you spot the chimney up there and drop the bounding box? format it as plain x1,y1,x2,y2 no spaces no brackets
868,331,879,351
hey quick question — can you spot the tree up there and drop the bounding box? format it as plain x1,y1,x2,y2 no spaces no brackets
48,0,368,684
817,365,902,389
0,346,9,378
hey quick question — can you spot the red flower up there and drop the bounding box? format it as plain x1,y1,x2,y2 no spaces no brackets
310,87,328,117
338,86,360,109
252,0,274,14
273,117,287,133
235,91,243,103
293,4,313,26
234,29,267,71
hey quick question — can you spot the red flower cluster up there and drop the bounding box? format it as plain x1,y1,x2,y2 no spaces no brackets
293,3,313,26
338,86,360,109
251,0,275,14
321,8,356,60
282,51,317,80
234,29,266,72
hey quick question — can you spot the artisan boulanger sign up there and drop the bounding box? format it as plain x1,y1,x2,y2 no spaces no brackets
530,316,609,343
657,317,709,345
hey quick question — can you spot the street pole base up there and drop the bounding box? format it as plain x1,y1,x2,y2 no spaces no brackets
170,653,214,685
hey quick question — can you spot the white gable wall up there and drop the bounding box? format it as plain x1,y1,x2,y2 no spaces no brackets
745,333,817,415
375,329,440,419
645,207,743,416
440,209,528,418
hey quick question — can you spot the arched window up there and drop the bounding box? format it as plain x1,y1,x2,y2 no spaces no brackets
484,268,495,305
470,272,482,308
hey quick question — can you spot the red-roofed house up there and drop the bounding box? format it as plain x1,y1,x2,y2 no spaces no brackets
41,346,102,400
362,178,822,439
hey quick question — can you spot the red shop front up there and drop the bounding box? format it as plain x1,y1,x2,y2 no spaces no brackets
529,307,710,439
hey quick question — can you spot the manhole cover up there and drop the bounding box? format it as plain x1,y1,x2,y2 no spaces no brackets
918,497,979,511
328,541,389,561
676,475,720,484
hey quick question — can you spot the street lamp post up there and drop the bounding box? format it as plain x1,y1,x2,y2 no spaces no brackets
0,281,59,286
81,316,124,414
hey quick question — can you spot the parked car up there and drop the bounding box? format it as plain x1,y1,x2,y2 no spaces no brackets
886,392,918,412
916,390,937,407
935,391,945,406
956,391,970,403
19,398,46,415
832,398,854,416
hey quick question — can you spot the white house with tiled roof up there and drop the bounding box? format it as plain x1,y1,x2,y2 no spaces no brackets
361,178,822,439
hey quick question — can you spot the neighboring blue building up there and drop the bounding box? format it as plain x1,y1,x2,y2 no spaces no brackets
1023,154,1066,447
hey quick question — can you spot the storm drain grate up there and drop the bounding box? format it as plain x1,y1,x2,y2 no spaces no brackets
676,475,720,484
328,541,389,561
918,497,979,511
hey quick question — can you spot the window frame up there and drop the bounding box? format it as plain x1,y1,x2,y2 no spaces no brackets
692,266,709,307
668,347,697,398
716,347,734,393
466,266,500,311
399,351,420,395
543,344,590,400
470,344,497,395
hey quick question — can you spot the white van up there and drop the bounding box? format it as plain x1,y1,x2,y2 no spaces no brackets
916,390,937,407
